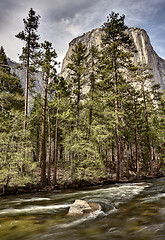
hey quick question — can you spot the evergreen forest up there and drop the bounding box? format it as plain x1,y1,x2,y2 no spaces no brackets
0,9,165,194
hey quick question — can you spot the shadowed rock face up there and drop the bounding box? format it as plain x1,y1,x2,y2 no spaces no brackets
61,27,165,90
67,199,102,216
8,59,43,94
8,59,44,112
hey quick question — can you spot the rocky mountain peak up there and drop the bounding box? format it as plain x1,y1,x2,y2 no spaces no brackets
61,27,165,90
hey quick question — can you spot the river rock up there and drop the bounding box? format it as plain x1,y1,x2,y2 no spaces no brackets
67,199,101,216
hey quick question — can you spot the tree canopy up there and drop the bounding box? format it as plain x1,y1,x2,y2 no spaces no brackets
0,10,164,194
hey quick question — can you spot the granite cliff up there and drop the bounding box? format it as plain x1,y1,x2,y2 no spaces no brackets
8,59,43,94
61,27,165,90
9,27,165,92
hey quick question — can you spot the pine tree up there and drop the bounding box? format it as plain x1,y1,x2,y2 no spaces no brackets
0,46,24,115
48,76,70,185
0,46,11,74
157,90,165,171
68,42,88,129
86,46,100,139
0,48,38,192
101,12,135,180
127,63,165,176
29,93,42,162
39,41,58,186
16,8,40,130
66,42,88,179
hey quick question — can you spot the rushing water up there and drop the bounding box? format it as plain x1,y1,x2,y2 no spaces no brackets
0,177,165,240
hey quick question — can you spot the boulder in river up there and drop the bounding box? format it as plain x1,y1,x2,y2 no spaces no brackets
67,199,101,216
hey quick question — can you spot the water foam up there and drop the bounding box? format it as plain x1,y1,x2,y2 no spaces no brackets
143,193,165,203
58,209,104,229
0,204,71,216
12,197,51,203
85,182,150,208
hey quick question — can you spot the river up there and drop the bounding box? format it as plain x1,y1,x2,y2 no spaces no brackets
0,177,164,240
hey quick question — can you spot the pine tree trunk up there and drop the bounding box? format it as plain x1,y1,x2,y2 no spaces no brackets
87,75,94,140
40,74,48,187
126,142,129,177
24,61,29,161
52,130,55,164
134,97,140,177
135,124,140,177
142,85,153,176
70,152,75,180
24,52,30,130
47,109,51,185
24,67,29,130
114,77,122,180
111,143,115,173
36,127,40,162
53,109,58,185
87,107,92,140
76,77,80,129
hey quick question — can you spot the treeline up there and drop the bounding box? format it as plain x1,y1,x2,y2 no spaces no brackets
0,10,165,190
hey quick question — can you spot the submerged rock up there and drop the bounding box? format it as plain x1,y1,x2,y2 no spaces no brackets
67,199,101,216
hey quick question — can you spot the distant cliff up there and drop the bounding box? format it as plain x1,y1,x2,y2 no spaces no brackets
9,27,165,92
8,59,43,94
128,27,165,90
61,27,165,90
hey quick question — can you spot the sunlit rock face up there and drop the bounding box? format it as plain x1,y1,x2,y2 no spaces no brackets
61,28,103,80
128,27,165,90
61,27,165,90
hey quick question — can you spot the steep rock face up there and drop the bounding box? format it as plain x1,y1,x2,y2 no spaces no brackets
61,28,103,80
61,27,165,90
8,59,43,94
128,27,165,90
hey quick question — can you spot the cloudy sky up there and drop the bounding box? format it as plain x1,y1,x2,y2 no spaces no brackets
1,0,165,70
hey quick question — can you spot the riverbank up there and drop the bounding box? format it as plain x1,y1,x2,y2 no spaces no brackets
1,171,165,196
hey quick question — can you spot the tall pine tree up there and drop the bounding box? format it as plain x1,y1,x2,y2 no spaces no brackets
39,41,58,186
16,8,40,130
101,12,135,180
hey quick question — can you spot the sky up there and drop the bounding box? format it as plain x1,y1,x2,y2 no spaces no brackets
1,0,165,70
